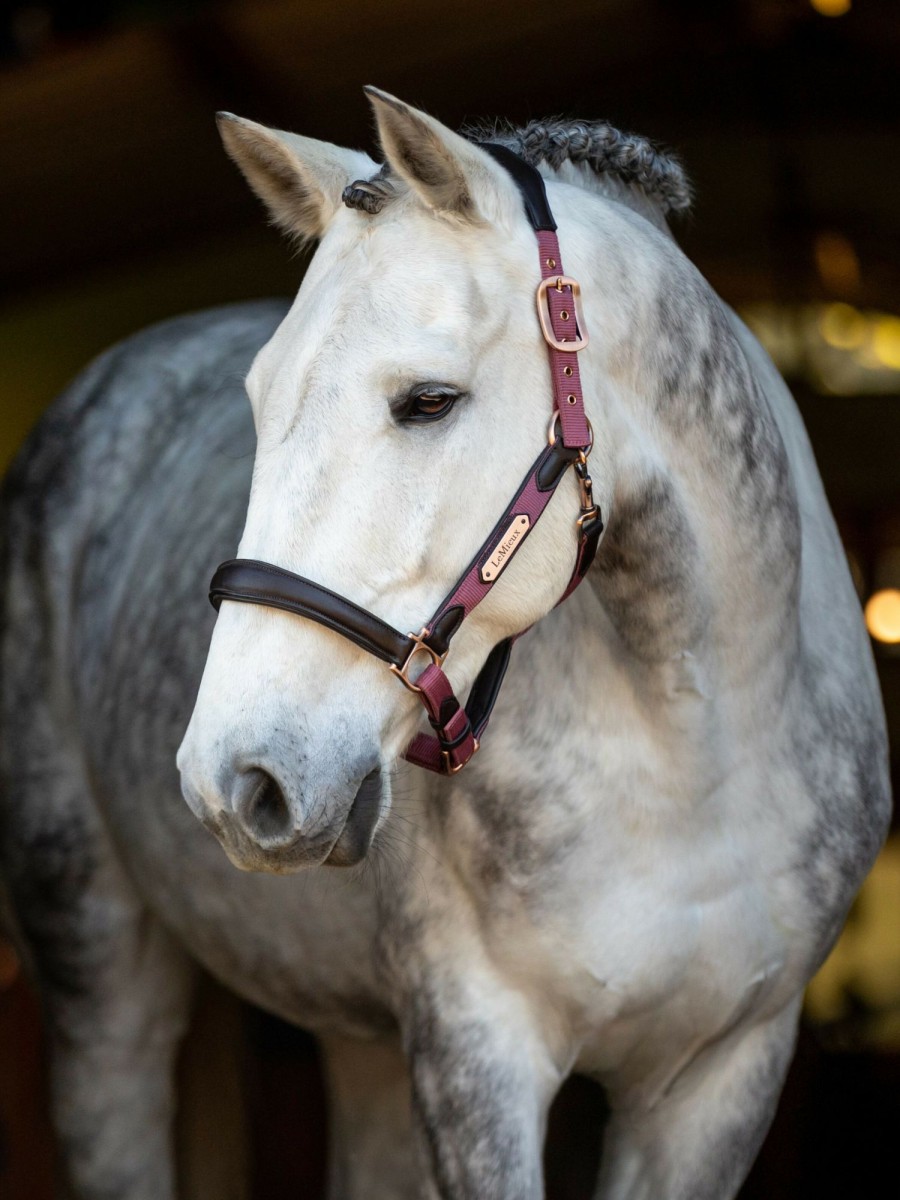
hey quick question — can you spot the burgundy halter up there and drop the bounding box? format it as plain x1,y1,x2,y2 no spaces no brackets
209,145,603,775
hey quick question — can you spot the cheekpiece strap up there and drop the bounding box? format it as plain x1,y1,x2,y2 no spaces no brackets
482,143,591,449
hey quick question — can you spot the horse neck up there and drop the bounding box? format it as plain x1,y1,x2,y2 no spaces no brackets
582,222,802,705
418,222,805,880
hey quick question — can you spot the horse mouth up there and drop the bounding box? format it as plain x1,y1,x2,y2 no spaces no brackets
325,766,384,867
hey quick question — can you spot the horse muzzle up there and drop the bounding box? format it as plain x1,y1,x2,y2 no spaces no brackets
179,758,385,873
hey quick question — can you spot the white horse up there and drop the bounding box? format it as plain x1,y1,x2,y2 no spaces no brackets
0,88,890,1199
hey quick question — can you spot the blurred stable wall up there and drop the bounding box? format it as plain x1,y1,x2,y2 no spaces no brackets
3,0,900,467
1,2,899,1198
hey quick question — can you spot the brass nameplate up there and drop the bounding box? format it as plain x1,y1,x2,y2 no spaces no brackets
480,515,531,583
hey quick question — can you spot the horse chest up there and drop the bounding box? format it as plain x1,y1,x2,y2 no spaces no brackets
424,764,796,1080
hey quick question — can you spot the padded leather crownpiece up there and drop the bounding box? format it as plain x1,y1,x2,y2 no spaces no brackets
480,143,558,232
209,560,413,665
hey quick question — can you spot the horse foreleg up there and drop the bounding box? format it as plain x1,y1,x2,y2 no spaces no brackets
44,898,194,1200
403,981,562,1200
6,779,195,1200
319,1030,419,1199
594,998,802,1200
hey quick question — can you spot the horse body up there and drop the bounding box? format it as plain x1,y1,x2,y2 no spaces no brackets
1,91,890,1200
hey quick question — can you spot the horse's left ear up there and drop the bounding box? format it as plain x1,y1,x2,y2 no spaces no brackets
364,86,518,224
216,112,373,240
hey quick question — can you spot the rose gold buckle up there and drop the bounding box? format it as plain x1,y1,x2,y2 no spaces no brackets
442,738,480,774
536,276,589,352
389,628,446,693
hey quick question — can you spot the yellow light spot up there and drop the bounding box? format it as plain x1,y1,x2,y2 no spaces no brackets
810,0,851,16
871,317,900,370
819,302,866,350
865,589,900,644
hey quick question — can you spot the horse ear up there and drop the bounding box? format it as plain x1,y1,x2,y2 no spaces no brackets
364,87,516,223
216,112,372,240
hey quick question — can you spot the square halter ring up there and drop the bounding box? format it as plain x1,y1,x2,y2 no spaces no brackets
389,627,448,693
536,275,589,352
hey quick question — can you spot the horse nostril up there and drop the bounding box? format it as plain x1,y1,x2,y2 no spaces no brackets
237,769,294,843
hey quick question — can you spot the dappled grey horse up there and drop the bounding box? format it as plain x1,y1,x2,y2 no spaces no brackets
0,89,891,1199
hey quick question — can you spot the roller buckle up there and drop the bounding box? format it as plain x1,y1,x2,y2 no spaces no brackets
536,275,589,352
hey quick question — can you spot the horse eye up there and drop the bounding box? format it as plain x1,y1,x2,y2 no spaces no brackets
403,388,460,424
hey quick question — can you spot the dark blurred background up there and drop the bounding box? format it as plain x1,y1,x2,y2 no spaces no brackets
1,1,898,1197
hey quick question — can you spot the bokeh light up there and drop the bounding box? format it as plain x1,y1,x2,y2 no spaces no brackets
871,317,900,371
810,0,852,17
819,302,867,350
865,589,900,644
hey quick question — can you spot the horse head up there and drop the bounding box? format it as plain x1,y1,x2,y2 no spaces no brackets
176,88,673,872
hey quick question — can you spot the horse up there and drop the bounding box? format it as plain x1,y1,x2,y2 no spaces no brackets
0,87,890,1200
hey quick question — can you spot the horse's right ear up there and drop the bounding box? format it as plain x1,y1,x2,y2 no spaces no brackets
216,113,373,241
363,87,520,227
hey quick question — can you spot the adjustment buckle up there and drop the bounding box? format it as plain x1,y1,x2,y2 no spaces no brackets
536,276,589,352
442,738,480,775
389,628,447,693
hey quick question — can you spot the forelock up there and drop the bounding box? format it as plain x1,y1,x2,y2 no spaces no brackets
341,163,398,215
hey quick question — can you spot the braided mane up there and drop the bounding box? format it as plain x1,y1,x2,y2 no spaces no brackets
465,118,691,218
341,117,691,224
